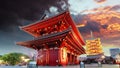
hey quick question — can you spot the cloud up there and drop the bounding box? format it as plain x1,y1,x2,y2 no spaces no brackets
111,5,120,11
82,5,120,14
0,0,69,32
76,5,120,43
79,21,101,34
94,0,106,4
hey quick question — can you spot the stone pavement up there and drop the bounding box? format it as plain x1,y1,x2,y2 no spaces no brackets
38,64,119,68
0,64,119,68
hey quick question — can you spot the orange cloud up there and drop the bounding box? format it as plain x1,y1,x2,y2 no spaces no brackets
107,23,120,31
81,5,120,26
94,0,106,4
76,5,120,49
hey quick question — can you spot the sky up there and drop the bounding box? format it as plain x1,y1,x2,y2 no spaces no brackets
70,0,120,56
0,0,120,56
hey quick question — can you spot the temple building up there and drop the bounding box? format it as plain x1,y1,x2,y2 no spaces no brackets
86,31,104,59
16,11,85,66
86,38,103,56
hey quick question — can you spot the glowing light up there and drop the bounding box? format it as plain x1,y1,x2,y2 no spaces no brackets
86,38,103,55
63,48,67,59
76,24,86,27
61,47,67,62
101,55,105,59
116,54,120,63
21,56,30,62
21,56,25,60
0,60,3,64
24,59,30,62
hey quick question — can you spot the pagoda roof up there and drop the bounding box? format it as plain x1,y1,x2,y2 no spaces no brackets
19,10,85,45
16,27,85,54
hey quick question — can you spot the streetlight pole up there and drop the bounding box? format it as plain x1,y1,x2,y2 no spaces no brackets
118,56,120,68
116,53,120,68
97,55,105,67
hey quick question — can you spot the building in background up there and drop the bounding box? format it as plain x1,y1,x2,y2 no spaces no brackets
85,31,104,64
86,38,104,60
16,11,85,66
110,48,120,58
86,38,103,56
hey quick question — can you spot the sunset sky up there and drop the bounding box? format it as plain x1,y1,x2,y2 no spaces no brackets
0,0,120,56
69,0,120,56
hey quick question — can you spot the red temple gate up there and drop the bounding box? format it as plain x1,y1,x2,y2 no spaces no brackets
16,10,85,66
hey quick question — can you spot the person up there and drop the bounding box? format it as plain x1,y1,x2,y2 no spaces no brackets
80,61,85,68
98,61,102,67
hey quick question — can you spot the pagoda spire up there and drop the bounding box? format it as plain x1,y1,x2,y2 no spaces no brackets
90,30,94,40
40,10,47,20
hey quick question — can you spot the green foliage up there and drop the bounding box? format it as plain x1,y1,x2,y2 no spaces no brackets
1,53,29,65
0,55,2,60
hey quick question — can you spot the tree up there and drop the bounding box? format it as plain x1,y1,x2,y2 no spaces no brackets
1,53,29,65
0,55,2,59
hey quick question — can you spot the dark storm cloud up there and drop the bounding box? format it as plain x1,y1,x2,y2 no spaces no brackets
101,24,108,29
72,13,102,34
0,0,69,32
79,21,101,33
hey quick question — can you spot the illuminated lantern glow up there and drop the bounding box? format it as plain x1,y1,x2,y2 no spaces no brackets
62,47,67,61
86,38,103,56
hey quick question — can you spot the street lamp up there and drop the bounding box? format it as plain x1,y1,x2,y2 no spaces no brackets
21,56,30,62
24,59,30,62
20,56,30,66
79,55,87,68
101,55,105,59
97,55,105,67
21,56,25,60
0,60,3,64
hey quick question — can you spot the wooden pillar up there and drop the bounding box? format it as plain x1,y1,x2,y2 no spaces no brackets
46,48,49,65
69,49,74,65
44,44,49,65
70,53,72,64
72,55,75,64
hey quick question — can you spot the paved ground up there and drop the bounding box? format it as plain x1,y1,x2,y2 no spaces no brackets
38,64,119,68
0,64,119,68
